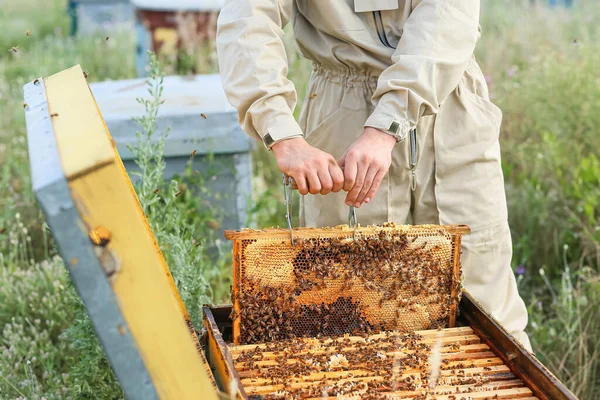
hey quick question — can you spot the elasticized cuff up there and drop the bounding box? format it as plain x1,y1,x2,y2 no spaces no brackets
262,114,304,149
364,107,411,142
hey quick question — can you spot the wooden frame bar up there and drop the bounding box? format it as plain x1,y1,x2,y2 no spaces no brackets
224,224,471,241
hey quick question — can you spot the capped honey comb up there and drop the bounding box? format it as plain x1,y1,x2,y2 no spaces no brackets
225,224,470,345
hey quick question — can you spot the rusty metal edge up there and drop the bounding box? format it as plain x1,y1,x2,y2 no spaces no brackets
460,290,579,400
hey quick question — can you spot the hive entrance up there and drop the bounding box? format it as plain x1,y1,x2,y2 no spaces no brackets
225,224,469,345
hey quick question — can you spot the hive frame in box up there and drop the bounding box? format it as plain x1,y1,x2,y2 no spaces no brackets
24,65,220,400
202,291,578,400
226,224,470,345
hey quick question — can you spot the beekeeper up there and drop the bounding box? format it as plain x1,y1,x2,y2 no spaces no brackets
216,0,532,351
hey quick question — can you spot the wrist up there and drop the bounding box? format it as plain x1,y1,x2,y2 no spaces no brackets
271,136,306,155
363,127,398,148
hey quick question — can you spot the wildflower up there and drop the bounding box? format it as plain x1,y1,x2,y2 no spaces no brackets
515,265,526,276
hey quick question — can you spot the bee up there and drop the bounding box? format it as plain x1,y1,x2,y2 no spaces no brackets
50,113,59,118
190,149,197,158
175,191,182,197
83,71,89,79
309,93,317,100
153,188,159,194
9,46,18,53
23,103,28,109
33,79,40,85
26,30,32,36
105,36,109,41
201,113,207,119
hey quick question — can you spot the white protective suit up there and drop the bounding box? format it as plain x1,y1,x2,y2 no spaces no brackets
217,0,532,351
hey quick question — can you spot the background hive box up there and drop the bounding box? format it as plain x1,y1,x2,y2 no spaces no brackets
89,74,254,255
68,0,135,36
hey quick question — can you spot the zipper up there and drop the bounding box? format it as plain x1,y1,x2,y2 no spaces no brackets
372,11,396,49
409,129,417,191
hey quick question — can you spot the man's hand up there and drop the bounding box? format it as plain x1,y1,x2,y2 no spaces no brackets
338,127,396,208
272,138,344,196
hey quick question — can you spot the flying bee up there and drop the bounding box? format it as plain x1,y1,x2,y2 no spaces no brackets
201,113,208,119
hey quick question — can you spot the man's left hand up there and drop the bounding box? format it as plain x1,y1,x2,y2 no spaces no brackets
338,127,396,208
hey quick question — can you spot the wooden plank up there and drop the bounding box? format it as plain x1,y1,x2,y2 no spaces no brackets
232,239,241,345
44,65,218,400
460,291,578,400
239,357,505,382
242,365,513,394
235,351,497,374
44,65,115,180
426,387,533,399
203,308,248,399
229,326,475,353
224,224,471,240
448,234,463,327
233,345,492,370
301,379,525,399
231,334,482,359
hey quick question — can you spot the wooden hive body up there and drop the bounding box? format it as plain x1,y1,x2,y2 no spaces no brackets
203,294,578,400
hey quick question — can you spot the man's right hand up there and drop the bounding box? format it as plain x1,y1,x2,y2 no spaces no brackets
271,138,344,196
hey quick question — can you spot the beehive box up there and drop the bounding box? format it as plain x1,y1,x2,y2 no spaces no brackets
88,74,254,253
24,65,223,400
68,0,134,36
131,0,223,76
203,293,578,400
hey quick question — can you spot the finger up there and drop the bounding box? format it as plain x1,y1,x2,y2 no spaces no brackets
364,169,387,204
306,170,322,195
318,164,334,195
293,173,309,196
345,159,367,206
337,152,346,169
341,154,358,193
355,166,379,205
329,164,345,193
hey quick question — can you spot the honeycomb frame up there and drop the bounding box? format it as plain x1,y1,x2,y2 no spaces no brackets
225,224,470,345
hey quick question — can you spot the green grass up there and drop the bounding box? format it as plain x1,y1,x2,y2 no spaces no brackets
1,0,599,399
